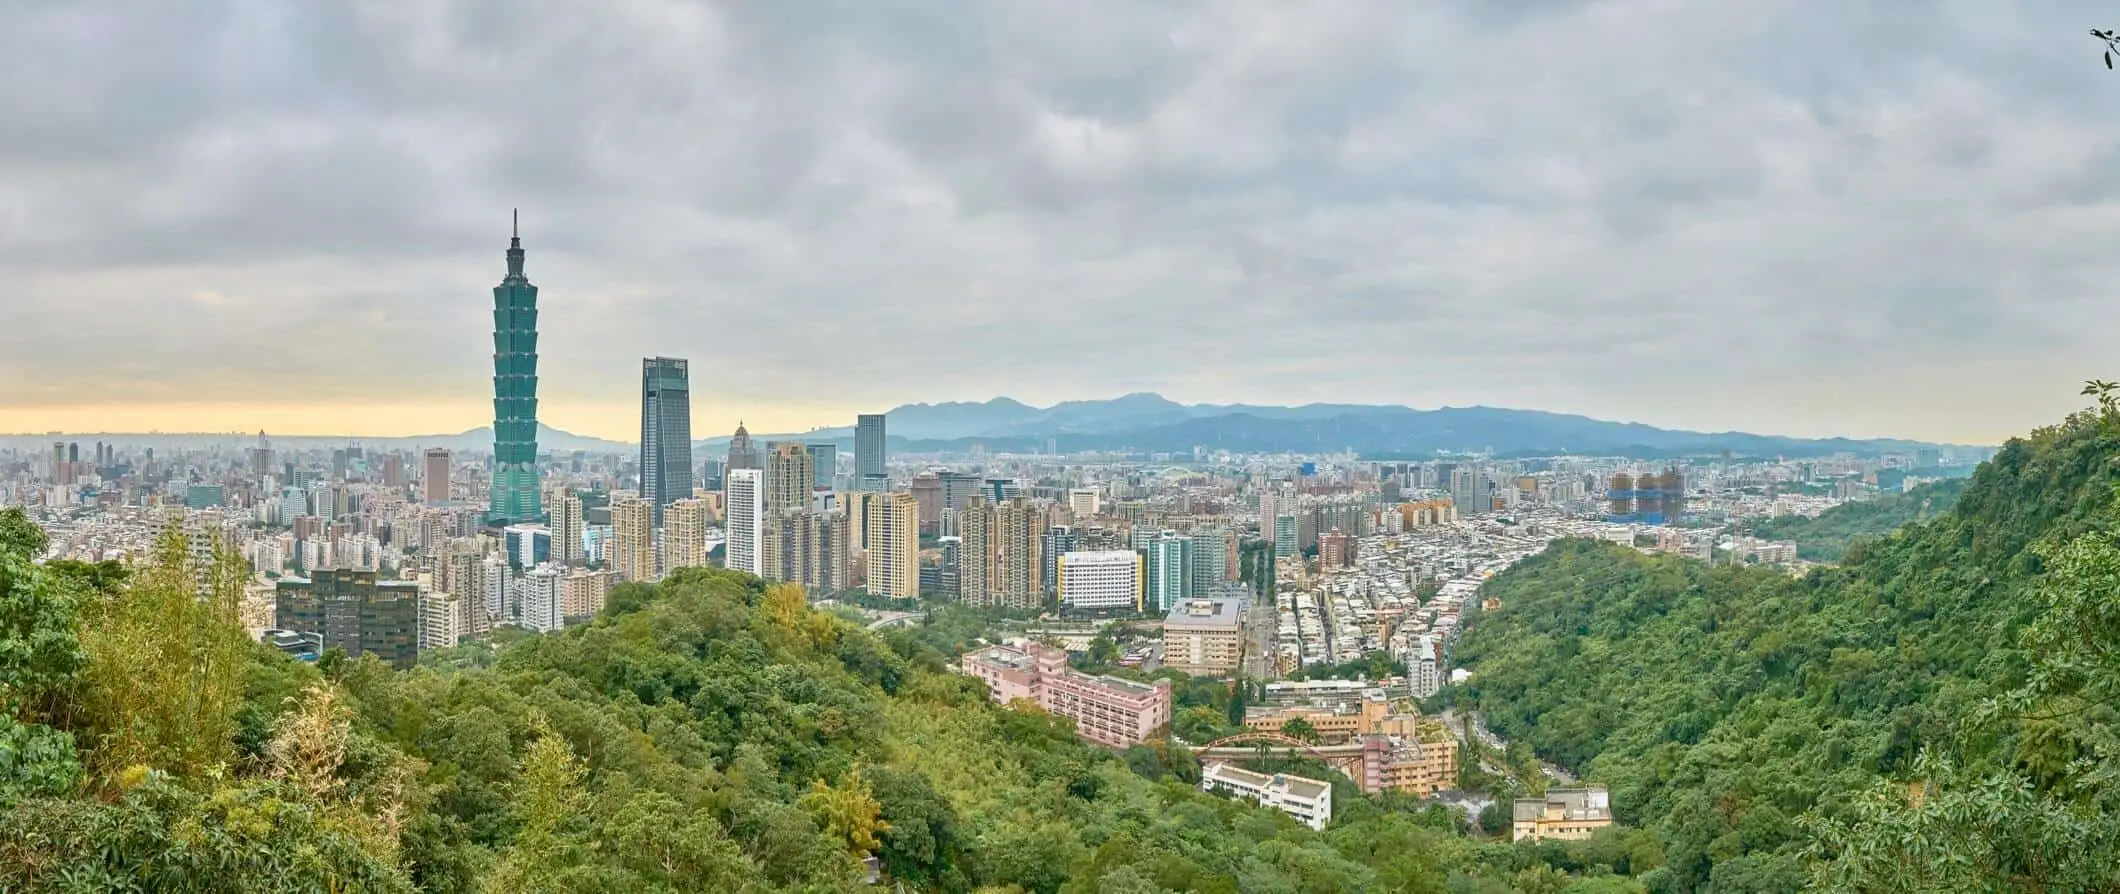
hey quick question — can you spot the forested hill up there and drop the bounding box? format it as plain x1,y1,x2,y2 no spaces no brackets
1451,408,2120,892
0,515,1676,893
1747,477,1967,562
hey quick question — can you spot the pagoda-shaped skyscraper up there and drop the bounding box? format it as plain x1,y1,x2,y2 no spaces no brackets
488,211,542,524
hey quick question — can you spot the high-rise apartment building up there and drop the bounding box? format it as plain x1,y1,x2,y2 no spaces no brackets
765,509,852,593
855,413,887,484
561,569,616,620
487,212,543,524
549,492,584,565
664,497,711,573
958,496,992,604
911,473,943,535
992,497,1042,610
1191,527,1232,594
723,469,765,577
766,442,814,516
1143,530,1194,613
609,497,656,583
422,449,452,503
863,492,920,600
274,568,420,670
638,357,694,525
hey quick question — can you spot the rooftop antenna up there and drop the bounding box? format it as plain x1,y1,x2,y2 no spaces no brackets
512,208,519,239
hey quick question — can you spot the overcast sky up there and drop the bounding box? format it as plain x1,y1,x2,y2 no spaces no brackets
2,1,2115,444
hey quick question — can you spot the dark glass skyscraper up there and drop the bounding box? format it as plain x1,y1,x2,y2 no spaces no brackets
855,413,886,487
488,211,542,524
639,356,694,525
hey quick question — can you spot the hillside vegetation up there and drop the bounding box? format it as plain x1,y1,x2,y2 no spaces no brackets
1747,477,1967,561
1453,406,2120,892
0,511,1670,893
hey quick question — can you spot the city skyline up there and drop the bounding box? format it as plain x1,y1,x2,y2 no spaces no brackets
6,5,2118,446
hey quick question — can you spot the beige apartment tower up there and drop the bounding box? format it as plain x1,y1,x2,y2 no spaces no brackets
864,492,920,600
549,492,584,565
663,497,711,573
766,442,815,515
958,496,992,605
610,497,656,584
992,497,1042,610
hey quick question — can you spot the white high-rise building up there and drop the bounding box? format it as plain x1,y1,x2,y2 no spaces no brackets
520,564,564,633
1409,633,1443,699
420,591,466,650
724,469,765,576
1068,488,1100,518
1057,550,1143,610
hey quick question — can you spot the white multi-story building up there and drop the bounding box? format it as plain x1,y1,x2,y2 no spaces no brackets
519,564,564,633
1056,550,1143,610
724,469,765,577
1201,763,1333,831
1409,634,1443,699
420,590,466,650
1068,488,1100,518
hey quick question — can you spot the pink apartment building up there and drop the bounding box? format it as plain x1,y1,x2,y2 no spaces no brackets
962,642,1173,748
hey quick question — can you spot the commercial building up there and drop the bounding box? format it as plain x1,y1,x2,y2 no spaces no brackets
663,497,711,572
1200,764,1332,831
1068,488,1100,518
962,642,1172,748
723,469,765,577
855,413,887,483
724,423,761,473
1513,787,1614,842
610,497,655,583
487,213,542,524
1191,527,1233,593
864,492,920,599
1056,550,1143,611
1040,525,1078,596
1273,515,1298,559
503,524,550,568
807,442,837,489
638,357,694,525
274,568,420,670
1162,597,1245,677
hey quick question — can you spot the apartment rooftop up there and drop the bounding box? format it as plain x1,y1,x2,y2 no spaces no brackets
1513,786,1613,822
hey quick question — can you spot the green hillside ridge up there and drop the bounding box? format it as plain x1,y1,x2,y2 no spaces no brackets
1449,402,2120,892
1747,478,1968,562
0,513,1671,893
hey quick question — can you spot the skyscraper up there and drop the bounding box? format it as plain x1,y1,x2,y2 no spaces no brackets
1143,530,1194,613
488,211,543,524
725,423,761,472
724,469,765,577
423,451,452,504
855,413,887,484
638,357,694,525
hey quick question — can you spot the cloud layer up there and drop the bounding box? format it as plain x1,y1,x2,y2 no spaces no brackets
2,0,2116,443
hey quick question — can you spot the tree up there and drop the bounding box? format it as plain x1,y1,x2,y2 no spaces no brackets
801,764,890,862
0,508,48,559
1281,718,1321,743
487,726,588,893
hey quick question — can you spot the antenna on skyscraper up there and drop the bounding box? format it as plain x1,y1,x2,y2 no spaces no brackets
513,208,519,238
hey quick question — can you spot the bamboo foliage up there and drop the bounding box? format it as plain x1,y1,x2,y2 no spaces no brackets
75,527,251,783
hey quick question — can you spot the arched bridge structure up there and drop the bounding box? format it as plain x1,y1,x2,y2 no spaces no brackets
1189,732,1369,778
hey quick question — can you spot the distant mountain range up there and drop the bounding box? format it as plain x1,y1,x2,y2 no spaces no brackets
713,393,1976,459
0,394,1980,459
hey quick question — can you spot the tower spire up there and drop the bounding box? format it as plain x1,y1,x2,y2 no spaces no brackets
505,209,526,278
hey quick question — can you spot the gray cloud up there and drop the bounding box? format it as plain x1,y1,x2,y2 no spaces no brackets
1,0,2116,442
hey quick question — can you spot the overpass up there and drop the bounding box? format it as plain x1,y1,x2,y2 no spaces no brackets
1188,732,1368,778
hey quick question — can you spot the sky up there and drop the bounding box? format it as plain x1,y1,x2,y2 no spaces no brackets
2,1,2117,445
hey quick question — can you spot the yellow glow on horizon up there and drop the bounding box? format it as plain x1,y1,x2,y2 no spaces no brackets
0,400,864,442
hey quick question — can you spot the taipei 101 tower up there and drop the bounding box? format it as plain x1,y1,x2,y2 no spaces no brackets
487,210,542,523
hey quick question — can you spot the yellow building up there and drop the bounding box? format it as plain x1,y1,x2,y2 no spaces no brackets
663,497,711,573
610,497,656,584
864,493,920,600
1512,787,1614,842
